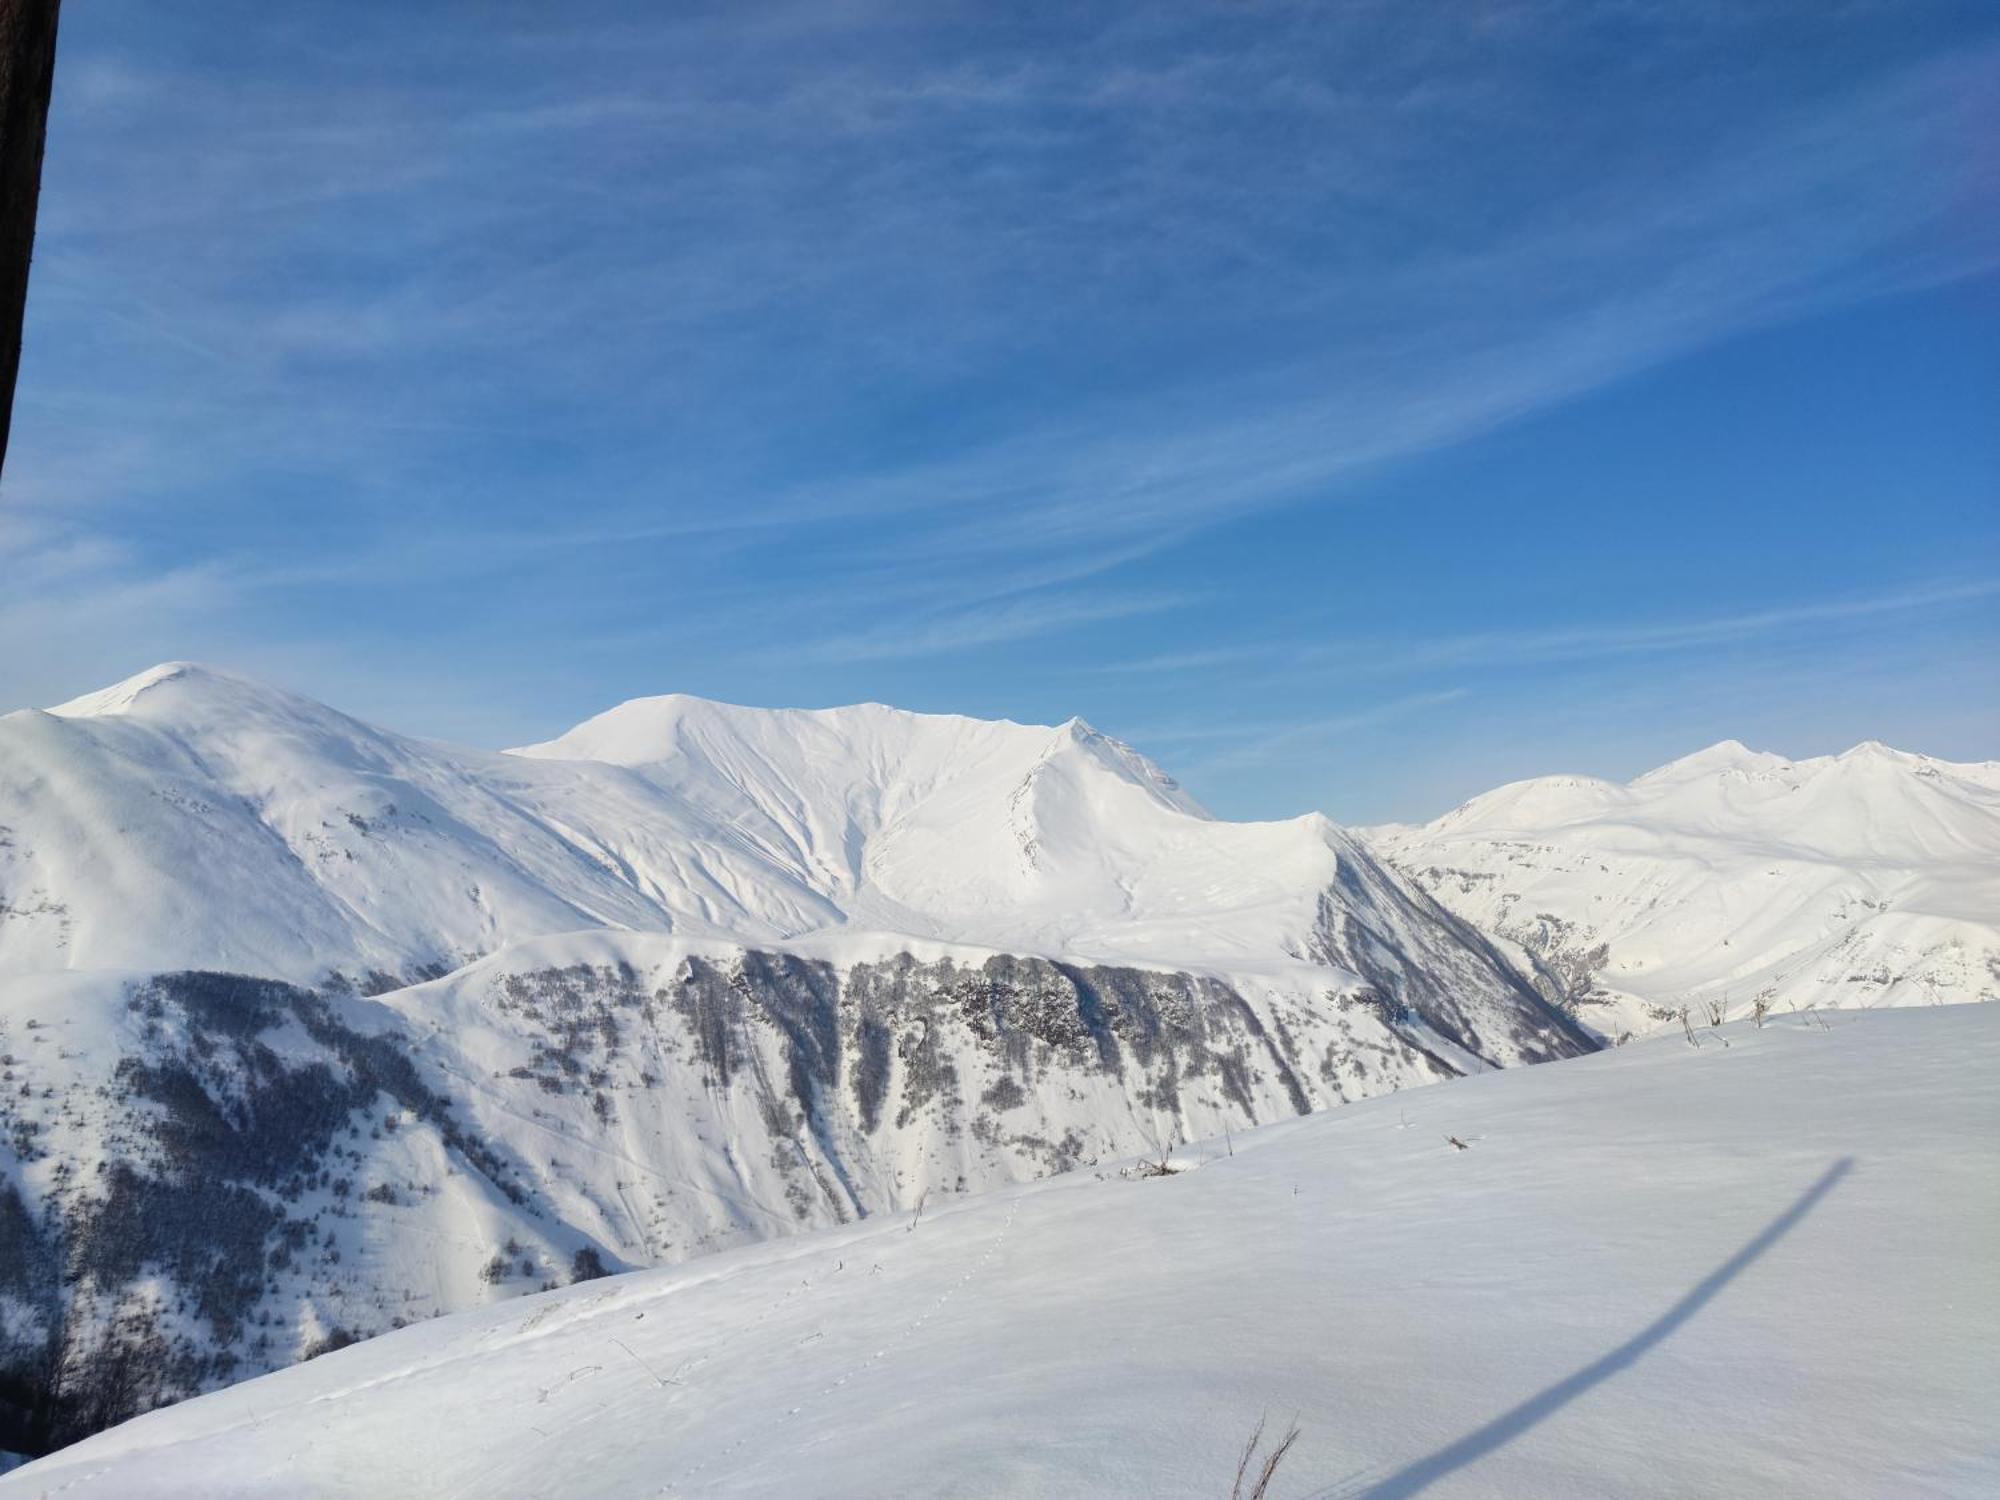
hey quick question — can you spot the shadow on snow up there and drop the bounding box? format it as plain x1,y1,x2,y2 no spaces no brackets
1318,1156,1855,1500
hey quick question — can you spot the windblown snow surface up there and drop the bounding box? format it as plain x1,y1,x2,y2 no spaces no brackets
1368,740,2000,1040
8,1004,1993,1498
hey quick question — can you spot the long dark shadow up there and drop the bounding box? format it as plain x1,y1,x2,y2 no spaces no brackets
1345,1156,1855,1500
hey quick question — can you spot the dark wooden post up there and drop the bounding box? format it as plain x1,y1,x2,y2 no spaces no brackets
0,0,61,482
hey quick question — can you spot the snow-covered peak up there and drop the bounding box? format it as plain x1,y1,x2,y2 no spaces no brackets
526,685,1245,957
1823,738,1929,771
1410,737,1996,850
48,661,277,720
1422,771,1625,835
4,666,1500,991
513,691,1007,766
1369,733,2000,1038
41,661,400,772
1630,737,1795,786
512,691,1201,813
507,687,1212,934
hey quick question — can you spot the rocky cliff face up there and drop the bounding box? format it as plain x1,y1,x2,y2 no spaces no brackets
0,932,1587,1450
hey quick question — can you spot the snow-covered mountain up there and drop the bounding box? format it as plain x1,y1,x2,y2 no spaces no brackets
1368,739,2000,1039
0,664,1587,1456
4,661,1528,991
10,1003,1991,1498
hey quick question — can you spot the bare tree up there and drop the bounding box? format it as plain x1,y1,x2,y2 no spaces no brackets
0,0,61,480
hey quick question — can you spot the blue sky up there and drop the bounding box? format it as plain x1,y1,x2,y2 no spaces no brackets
4,1,1996,822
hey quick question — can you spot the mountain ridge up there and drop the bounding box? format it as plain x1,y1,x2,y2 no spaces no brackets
1367,734,2000,1035
0,663,1589,1456
7,664,1989,1468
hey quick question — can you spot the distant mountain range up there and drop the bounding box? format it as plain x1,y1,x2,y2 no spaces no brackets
0,663,1987,1457
1366,738,2000,1038
0,663,1578,1453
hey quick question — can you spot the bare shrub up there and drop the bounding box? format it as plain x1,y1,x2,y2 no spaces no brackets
1231,1415,1301,1500
1130,1125,1180,1178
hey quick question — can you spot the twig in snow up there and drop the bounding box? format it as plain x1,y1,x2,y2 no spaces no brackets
1232,1415,1303,1500
535,1363,604,1404
1445,1135,1470,1151
610,1337,673,1387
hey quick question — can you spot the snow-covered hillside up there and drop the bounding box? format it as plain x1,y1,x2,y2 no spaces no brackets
9,1004,1992,1498
0,664,1587,1455
1368,740,2000,1039
4,662,1523,990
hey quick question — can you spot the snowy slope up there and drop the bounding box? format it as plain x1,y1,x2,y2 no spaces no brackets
0,664,1587,1455
511,694,1284,969
3,662,1526,991
1,664,831,982
1368,740,2000,1039
10,1003,1993,1498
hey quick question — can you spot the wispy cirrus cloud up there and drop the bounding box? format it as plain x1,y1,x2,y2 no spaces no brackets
1363,580,2000,674
798,591,1195,664
1127,688,1472,763
3,2,1995,811
1104,579,2000,684
17,11,1995,559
